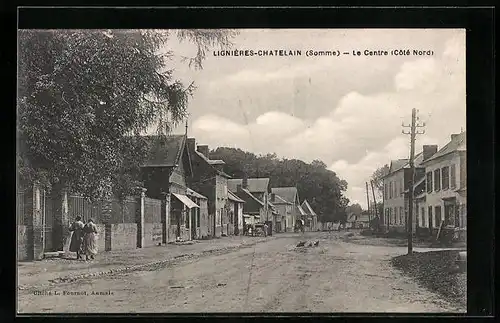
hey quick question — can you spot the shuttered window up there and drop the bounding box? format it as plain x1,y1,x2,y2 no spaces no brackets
450,164,456,189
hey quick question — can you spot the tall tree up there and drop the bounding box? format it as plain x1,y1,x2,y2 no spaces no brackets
18,29,237,200
370,164,390,199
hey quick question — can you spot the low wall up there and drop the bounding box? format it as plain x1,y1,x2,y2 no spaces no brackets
214,225,221,238
95,224,106,253
144,222,163,247
18,225,30,261
110,223,137,250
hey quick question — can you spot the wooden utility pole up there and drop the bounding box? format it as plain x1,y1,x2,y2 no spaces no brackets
370,180,379,231
402,108,425,255
365,182,371,223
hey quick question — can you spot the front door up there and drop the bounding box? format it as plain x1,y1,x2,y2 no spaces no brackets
444,202,456,227
234,204,239,235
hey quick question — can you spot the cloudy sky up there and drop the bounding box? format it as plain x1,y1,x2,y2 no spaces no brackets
161,29,466,208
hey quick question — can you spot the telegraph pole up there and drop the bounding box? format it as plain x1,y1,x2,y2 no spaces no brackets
365,182,371,223
402,108,425,255
370,180,379,231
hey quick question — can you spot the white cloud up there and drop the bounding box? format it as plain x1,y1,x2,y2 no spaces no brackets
182,30,465,209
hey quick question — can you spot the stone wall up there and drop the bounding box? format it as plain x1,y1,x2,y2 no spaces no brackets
144,223,163,247
110,223,137,250
17,225,29,261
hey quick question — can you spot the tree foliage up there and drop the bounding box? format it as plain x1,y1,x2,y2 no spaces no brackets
18,29,237,200
371,164,390,199
209,147,349,221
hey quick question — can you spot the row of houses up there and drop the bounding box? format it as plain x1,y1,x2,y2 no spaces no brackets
381,131,466,237
18,132,320,260
148,134,319,238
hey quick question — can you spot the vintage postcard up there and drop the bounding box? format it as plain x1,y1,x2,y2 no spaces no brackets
17,28,466,313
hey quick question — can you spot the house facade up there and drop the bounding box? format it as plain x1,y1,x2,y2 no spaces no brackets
420,132,467,235
141,135,202,243
271,187,299,232
186,138,231,238
231,183,266,226
382,145,437,233
187,188,209,239
301,199,318,231
227,191,245,235
347,211,370,229
228,177,271,225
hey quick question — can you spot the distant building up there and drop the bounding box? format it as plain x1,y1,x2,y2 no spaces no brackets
347,211,371,229
382,145,437,233
230,180,266,226
270,186,300,232
301,199,318,231
228,177,272,225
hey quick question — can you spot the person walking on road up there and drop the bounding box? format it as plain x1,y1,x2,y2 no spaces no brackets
68,216,84,260
263,223,268,237
82,218,98,261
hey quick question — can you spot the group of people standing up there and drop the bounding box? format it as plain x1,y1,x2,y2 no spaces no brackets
69,216,98,261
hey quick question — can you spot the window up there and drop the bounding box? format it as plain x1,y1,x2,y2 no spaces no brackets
442,166,450,190
197,208,200,228
401,179,404,194
394,207,397,224
399,207,403,225
450,164,456,189
435,206,442,226
426,172,433,193
389,182,393,199
395,181,398,198
421,207,426,227
434,169,441,191
384,183,388,200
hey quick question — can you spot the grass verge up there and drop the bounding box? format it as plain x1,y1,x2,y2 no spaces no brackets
391,250,466,308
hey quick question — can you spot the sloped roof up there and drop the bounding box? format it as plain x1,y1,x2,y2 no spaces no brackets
422,131,466,164
227,178,270,194
273,194,293,205
228,190,245,203
301,200,317,216
142,135,185,167
186,188,207,200
240,188,265,206
389,159,408,173
193,150,231,178
271,187,298,204
383,151,426,179
296,204,307,216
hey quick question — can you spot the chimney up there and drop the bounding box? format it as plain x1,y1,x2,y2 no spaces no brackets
197,145,209,157
451,133,459,141
236,184,242,192
187,138,196,153
423,145,438,161
270,193,275,202
242,173,248,189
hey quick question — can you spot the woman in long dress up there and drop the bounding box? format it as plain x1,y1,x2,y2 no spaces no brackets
69,216,84,260
82,219,98,261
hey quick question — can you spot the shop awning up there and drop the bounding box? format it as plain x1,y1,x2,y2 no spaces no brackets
243,214,252,218
172,193,200,209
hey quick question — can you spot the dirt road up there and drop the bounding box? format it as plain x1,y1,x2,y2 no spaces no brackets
18,232,464,313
